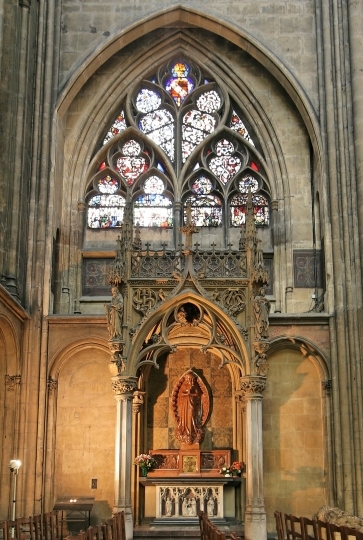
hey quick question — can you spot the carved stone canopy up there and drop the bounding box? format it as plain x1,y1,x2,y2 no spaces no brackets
171,370,210,445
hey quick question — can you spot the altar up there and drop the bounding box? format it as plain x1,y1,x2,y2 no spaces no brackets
138,369,243,524
140,477,242,524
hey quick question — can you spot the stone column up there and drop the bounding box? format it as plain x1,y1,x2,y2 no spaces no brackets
132,391,145,526
240,376,267,540
111,375,138,540
270,200,281,312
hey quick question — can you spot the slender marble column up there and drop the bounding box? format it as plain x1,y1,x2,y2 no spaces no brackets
111,376,138,540
240,376,267,540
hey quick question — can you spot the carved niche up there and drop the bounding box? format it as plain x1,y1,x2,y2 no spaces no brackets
171,370,210,445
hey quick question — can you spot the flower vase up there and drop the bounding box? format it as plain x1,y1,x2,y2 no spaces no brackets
140,466,148,477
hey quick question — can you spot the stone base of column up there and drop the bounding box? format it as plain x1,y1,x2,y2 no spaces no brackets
244,509,267,540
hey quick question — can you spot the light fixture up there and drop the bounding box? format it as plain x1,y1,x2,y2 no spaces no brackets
9,460,21,537
9,460,21,473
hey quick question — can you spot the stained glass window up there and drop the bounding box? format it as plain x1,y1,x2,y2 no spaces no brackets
196,90,221,113
238,175,259,193
230,193,269,226
208,138,242,184
184,194,222,227
116,140,149,185
88,194,125,228
144,176,164,194
139,110,175,161
191,175,213,195
98,175,119,194
94,58,270,235
165,62,194,106
182,110,216,162
134,194,173,227
136,89,162,113
103,111,127,145
230,111,255,146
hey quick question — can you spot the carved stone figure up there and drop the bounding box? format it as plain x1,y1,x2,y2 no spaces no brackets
165,497,173,517
253,287,270,339
207,496,215,517
105,287,124,339
171,370,210,445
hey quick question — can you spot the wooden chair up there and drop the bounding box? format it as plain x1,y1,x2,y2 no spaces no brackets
4,521,16,540
284,515,304,540
15,517,34,540
301,517,318,540
114,512,125,540
327,523,343,540
340,527,363,540
198,511,208,540
229,533,242,540
0,521,9,540
31,516,42,540
275,511,285,540
316,520,330,540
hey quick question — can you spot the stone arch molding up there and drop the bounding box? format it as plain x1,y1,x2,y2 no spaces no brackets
56,5,323,169
0,315,21,374
268,335,330,383
48,337,110,381
127,291,249,378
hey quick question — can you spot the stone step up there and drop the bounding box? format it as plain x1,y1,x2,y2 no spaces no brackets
133,518,244,539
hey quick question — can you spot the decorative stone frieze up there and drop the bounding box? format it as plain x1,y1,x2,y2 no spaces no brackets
5,375,21,391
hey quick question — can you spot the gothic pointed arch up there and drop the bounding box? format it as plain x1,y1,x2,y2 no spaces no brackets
126,292,249,378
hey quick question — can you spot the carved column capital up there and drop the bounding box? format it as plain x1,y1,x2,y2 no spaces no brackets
47,377,58,395
111,376,138,398
270,200,279,212
5,375,21,391
132,390,146,414
77,201,86,212
322,379,332,396
239,376,266,398
19,0,30,7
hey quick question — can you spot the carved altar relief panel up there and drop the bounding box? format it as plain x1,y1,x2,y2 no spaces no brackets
157,485,222,519
171,370,210,445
